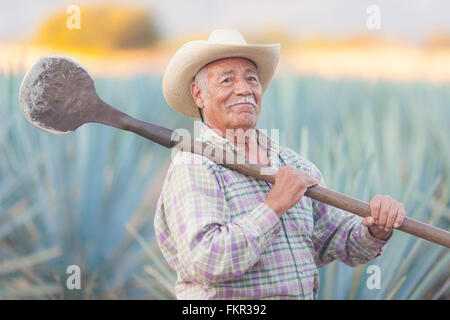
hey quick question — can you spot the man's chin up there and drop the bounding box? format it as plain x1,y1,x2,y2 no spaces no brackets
231,119,257,131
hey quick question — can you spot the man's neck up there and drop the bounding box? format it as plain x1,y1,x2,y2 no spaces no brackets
209,123,269,166
209,124,258,152
231,129,258,154
203,122,270,164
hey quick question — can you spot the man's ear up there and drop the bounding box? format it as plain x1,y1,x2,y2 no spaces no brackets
190,82,205,110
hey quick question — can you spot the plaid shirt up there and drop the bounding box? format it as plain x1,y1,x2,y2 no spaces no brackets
154,123,388,299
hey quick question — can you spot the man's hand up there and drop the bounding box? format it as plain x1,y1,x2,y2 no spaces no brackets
264,165,319,218
363,194,406,240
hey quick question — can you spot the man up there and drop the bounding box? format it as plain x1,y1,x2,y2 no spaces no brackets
155,29,405,299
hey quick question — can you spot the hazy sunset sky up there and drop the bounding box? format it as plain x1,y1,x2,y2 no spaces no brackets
1,0,450,44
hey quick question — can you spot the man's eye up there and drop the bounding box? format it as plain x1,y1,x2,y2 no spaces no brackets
247,76,257,81
223,77,232,83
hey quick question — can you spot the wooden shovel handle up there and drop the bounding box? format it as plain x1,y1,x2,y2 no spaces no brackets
114,117,450,248
306,186,450,248
172,134,450,249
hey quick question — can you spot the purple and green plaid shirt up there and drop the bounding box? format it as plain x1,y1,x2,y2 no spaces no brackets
154,123,388,299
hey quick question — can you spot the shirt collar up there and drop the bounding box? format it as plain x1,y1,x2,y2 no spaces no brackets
199,122,281,167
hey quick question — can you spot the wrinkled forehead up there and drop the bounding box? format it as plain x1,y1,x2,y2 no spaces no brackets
203,57,258,75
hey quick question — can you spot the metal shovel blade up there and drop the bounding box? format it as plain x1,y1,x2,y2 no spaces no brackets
19,55,97,135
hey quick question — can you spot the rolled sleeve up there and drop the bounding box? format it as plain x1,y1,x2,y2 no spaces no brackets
360,225,390,256
309,161,389,267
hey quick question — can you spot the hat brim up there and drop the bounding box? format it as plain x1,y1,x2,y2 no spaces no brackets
162,41,280,118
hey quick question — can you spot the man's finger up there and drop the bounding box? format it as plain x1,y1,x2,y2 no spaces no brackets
308,178,320,187
378,195,391,227
394,206,406,228
385,202,399,232
370,195,382,223
363,216,375,227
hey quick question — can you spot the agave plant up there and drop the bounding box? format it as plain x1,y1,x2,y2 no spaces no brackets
260,76,450,299
0,72,181,299
0,70,448,299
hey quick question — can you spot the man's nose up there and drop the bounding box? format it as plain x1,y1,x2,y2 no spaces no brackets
233,77,252,96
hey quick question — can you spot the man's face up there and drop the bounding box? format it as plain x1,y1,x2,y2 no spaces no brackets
192,57,262,134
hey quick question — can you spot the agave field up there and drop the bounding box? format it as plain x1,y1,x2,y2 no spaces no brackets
0,70,448,299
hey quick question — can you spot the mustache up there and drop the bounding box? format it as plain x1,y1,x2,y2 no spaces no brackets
225,96,257,108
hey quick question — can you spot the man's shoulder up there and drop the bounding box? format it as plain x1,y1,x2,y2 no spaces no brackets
279,146,320,174
168,145,322,177
163,149,222,184
169,148,219,169
157,150,220,205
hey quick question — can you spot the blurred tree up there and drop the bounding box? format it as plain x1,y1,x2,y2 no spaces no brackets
426,31,450,49
34,4,159,51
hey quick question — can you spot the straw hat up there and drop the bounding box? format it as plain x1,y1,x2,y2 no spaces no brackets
162,29,281,118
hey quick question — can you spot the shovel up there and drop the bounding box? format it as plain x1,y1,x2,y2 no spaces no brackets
19,55,450,249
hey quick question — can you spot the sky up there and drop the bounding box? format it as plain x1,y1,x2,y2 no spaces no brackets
1,0,450,44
